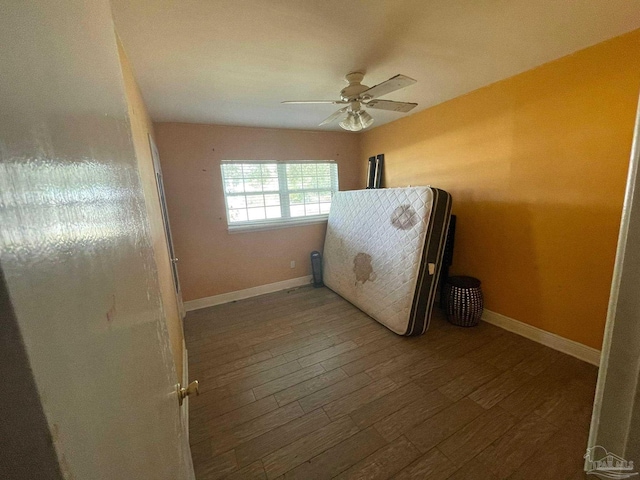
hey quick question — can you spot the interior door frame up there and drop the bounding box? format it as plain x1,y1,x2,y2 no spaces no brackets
587,92,640,468
148,134,186,319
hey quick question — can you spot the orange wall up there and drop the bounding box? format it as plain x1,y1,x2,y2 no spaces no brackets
361,30,640,349
118,40,184,378
153,123,361,301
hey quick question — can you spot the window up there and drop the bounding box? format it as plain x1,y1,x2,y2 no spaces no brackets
220,161,339,232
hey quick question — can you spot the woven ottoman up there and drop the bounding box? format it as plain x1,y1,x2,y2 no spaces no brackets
443,276,483,327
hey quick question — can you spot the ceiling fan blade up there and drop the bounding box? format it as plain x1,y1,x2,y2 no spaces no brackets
361,74,417,99
366,99,418,113
282,100,348,105
319,107,348,126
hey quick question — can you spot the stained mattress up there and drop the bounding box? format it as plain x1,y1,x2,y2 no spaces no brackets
323,187,452,335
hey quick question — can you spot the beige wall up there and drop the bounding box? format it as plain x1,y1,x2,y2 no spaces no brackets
118,39,184,379
360,30,640,349
153,123,361,301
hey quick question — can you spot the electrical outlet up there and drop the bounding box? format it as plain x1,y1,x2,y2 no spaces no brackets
290,260,296,269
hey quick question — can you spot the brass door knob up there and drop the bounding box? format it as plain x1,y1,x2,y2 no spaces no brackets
177,380,199,406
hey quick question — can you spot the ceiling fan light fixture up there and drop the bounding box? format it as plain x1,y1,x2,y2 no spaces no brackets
338,110,374,132
357,110,374,129
339,112,360,131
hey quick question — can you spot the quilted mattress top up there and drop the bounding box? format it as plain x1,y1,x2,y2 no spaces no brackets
323,187,434,334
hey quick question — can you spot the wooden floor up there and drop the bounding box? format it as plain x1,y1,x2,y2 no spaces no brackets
185,286,598,480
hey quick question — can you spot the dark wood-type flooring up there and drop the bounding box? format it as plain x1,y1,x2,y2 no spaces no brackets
185,286,597,480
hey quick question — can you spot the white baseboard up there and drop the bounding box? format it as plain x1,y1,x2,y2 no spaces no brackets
482,309,601,366
184,275,313,312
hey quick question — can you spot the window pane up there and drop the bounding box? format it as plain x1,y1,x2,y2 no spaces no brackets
305,204,320,215
302,176,316,189
320,203,331,214
264,194,280,206
301,164,317,176
286,164,302,176
243,164,261,179
247,208,266,220
289,192,304,205
290,205,305,217
222,164,243,178
319,191,332,203
227,196,246,209
265,206,281,218
263,178,279,191
316,164,330,175
225,178,244,193
229,209,248,222
261,164,278,176
246,194,264,207
245,178,262,192
305,192,319,203
317,176,331,188
288,176,303,190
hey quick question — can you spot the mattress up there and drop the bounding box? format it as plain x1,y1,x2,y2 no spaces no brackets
323,187,452,335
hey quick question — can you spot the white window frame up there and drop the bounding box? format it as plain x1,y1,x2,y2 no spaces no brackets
220,160,339,233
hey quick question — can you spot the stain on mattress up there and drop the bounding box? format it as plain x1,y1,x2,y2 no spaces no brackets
354,253,375,283
391,205,419,230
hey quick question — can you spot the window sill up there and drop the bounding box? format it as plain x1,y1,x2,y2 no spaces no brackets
227,215,329,234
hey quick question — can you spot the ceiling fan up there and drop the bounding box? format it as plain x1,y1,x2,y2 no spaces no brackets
282,72,418,131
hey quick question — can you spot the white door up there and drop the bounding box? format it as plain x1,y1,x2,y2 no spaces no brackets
0,1,195,478
149,134,186,318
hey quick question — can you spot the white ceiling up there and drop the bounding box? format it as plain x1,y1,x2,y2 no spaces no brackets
111,0,640,131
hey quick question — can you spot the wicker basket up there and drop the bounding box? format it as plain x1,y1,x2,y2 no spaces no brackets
443,276,483,327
